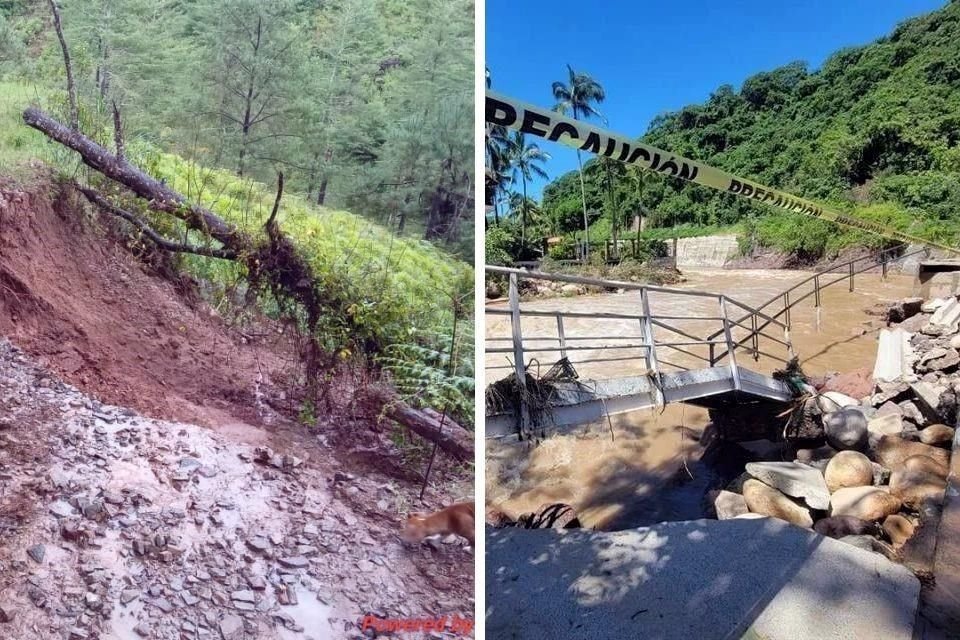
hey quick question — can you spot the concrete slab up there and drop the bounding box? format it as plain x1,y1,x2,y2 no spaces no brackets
487,518,920,640
930,299,960,331
875,329,911,383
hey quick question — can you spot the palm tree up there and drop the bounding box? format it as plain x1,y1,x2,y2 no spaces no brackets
485,67,515,225
509,130,550,245
552,64,605,259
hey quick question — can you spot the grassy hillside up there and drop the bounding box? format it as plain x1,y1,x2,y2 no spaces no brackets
0,80,474,424
540,1,960,260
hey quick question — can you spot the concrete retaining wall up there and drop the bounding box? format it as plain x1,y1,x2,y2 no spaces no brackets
673,235,740,268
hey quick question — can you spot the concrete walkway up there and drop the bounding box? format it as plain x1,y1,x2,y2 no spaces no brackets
486,518,920,640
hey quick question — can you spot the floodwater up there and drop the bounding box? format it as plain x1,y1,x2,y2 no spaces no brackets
485,268,917,530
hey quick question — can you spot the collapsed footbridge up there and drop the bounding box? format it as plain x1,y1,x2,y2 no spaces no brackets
484,246,931,440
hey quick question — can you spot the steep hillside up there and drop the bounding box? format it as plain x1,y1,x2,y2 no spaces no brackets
542,1,960,259
0,80,474,426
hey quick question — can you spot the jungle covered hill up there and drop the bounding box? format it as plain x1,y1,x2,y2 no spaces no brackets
0,1,474,436
490,0,960,265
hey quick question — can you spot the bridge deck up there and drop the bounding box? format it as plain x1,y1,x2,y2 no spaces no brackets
487,366,793,439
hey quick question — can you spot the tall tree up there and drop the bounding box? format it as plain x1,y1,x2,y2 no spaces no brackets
552,64,605,259
508,130,549,245
195,0,302,177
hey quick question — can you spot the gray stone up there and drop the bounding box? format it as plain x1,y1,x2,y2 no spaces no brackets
867,413,903,441
714,490,748,520
918,348,960,373
745,462,830,510
486,519,920,640
899,401,927,427
26,544,45,564
278,556,309,568
151,597,173,613
818,391,860,412
120,589,139,605
231,590,256,603
245,537,270,553
181,591,200,606
220,614,244,640
0,603,15,623
49,500,75,518
824,408,868,451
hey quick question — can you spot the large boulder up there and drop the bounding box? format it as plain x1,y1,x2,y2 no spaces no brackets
745,462,830,510
742,479,813,528
824,451,874,493
867,414,903,442
918,423,955,447
830,486,902,521
870,435,950,470
886,298,924,324
713,490,748,520
883,515,916,546
902,454,948,480
889,467,947,508
824,408,868,451
817,391,861,413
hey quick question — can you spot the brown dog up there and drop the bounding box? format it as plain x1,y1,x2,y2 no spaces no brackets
401,501,474,547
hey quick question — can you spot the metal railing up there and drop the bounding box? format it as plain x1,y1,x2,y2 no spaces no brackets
705,244,931,347
485,266,796,427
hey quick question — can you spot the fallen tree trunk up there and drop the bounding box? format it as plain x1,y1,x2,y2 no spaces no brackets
24,107,245,247
387,402,473,462
23,107,470,461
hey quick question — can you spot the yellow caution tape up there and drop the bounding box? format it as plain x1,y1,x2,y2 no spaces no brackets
486,90,960,255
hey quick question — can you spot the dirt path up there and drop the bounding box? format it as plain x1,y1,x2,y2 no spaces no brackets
0,179,474,638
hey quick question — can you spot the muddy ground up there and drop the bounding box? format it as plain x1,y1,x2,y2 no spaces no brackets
0,179,474,639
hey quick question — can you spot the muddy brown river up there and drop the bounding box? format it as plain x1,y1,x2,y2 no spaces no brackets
485,268,917,530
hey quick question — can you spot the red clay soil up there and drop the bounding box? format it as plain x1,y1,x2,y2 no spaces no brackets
0,177,297,429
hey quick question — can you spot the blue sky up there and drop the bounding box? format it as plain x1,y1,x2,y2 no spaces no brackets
486,0,946,201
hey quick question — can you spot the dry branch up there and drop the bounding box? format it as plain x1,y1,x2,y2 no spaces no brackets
78,187,237,260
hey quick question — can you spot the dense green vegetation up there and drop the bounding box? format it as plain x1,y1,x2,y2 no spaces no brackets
0,0,474,425
493,1,960,263
1,0,473,257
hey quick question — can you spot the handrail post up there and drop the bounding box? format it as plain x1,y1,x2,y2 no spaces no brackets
783,292,791,329
751,314,759,361
849,261,855,292
814,275,822,333
556,315,567,360
720,296,742,392
508,273,530,437
639,288,663,405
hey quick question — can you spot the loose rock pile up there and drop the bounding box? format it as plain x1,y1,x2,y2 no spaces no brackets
711,294,957,567
0,340,473,639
